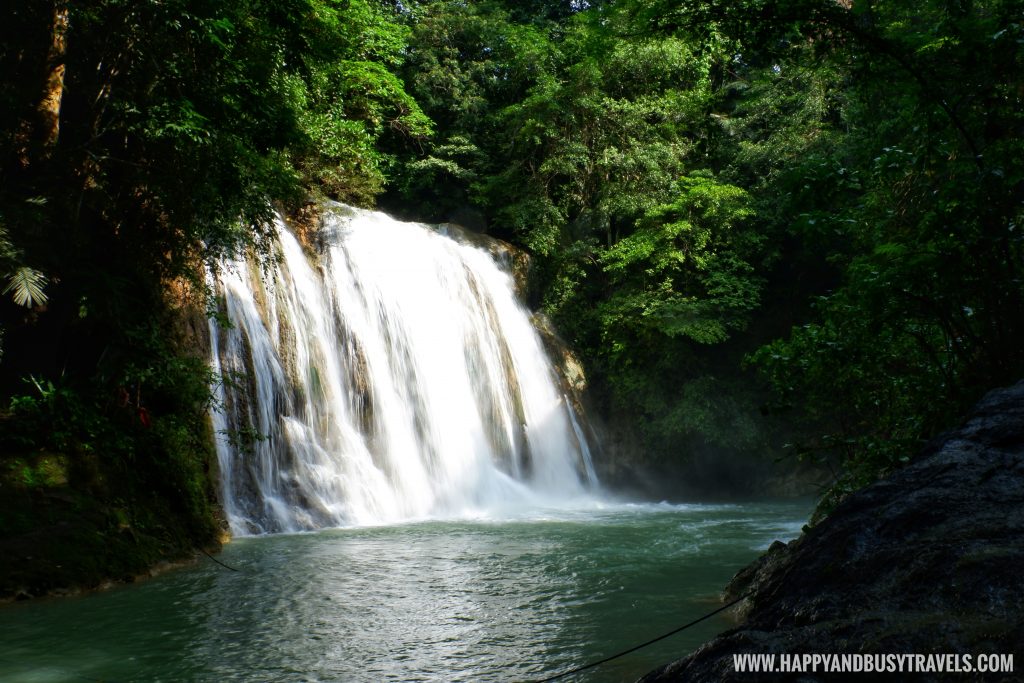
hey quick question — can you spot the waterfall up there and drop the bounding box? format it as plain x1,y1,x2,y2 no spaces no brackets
209,204,598,534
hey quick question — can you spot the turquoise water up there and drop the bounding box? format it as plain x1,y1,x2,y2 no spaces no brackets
0,501,809,682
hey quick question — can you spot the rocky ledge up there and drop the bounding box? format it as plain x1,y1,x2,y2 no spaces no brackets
641,381,1024,682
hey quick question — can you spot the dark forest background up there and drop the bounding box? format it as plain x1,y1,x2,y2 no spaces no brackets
1,0,1021,561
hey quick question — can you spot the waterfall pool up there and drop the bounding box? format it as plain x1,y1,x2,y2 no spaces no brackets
0,500,809,682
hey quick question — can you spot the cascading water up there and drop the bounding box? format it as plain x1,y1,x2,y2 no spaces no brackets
209,204,598,534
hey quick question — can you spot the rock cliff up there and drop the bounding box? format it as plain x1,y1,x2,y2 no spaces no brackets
640,381,1024,682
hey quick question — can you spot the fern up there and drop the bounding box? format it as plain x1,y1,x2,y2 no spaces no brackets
4,267,48,308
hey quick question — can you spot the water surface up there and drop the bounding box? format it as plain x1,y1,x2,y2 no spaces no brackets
0,501,809,682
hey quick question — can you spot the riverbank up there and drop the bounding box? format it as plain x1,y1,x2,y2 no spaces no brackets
640,381,1024,682
0,440,223,603
0,502,810,681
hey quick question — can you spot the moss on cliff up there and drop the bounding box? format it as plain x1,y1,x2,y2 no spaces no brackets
0,426,222,600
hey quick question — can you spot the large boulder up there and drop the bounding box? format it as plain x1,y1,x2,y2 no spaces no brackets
641,381,1024,682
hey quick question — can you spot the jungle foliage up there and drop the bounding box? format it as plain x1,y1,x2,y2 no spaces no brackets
382,0,1024,500
0,0,429,567
0,0,1021,541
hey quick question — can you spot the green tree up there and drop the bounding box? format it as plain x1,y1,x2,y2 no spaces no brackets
721,0,1024,500
391,1,776,466
0,0,430,559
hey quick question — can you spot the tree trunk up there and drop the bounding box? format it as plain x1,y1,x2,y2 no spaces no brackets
38,1,69,150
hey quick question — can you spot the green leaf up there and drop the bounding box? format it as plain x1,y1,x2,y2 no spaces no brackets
4,267,48,308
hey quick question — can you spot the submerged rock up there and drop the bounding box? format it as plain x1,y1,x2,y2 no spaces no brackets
640,381,1024,682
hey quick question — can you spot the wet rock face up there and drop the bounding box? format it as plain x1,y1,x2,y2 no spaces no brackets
641,381,1024,683
437,222,532,299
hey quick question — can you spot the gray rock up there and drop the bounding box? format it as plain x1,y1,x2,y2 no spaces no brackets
640,381,1024,682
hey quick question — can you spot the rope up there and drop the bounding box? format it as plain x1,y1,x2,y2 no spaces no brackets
200,547,240,572
531,591,751,683
2,573,747,683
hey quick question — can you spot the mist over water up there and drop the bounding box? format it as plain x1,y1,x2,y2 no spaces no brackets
0,502,812,683
209,205,597,534
0,208,814,683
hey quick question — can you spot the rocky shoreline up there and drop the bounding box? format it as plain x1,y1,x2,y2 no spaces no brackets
640,381,1024,682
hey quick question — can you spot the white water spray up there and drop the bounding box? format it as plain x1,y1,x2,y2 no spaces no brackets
209,205,598,534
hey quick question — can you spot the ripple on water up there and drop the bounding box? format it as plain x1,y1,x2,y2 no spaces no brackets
0,502,811,683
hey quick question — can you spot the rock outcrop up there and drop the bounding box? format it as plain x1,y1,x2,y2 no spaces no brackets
641,381,1024,682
